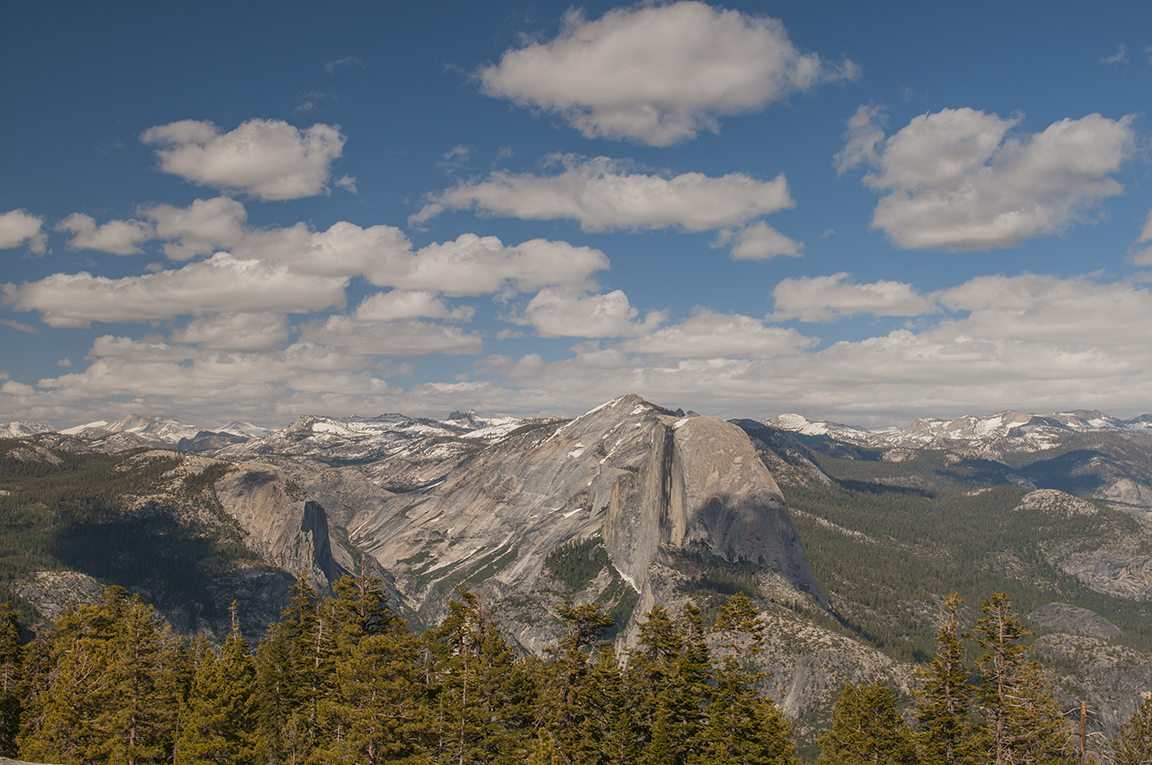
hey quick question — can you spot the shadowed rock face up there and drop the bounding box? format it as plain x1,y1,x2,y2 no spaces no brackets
215,463,351,591
349,394,823,646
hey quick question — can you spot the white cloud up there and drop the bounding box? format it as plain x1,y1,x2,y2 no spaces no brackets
3,253,348,328
518,288,641,338
1100,44,1127,65
170,312,290,352
771,273,938,322
57,213,154,255
137,199,606,294
0,319,35,333
939,273,1152,345
300,315,483,357
478,1,857,146
354,290,474,322
397,235,609,296
728,221,803,260
833,103,886,174
140,119,345,200
476,353,546,380
89,335,195,361
618,309,814,358
840,106,1136,250
0,209,46,253
1132,210,1152,266
411,155,794,232
145,197,249,260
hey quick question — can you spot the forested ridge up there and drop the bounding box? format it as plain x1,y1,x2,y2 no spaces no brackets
0,576,1146,765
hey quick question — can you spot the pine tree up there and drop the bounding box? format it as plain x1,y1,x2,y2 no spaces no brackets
0,601,22,757
629,604,682,759
19,587,186,765
712,593,765,664
255,575,324,763
915,594,977,765
1112,693,1152,765
972,593,1072,765
816,681,917,765
175,614,262,765
536,601,614,764
309,624,429,765
693,594,797,765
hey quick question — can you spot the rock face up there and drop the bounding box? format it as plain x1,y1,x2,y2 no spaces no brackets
215,462,352,590
1026,602,1122,639
350,395,823,644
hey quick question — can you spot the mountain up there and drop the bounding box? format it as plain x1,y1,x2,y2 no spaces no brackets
349,394,822,646
6,397,1152,743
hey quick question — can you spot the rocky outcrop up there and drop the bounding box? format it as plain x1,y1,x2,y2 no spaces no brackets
215,463,351,591
1026,602,1122,639
350,395,823,644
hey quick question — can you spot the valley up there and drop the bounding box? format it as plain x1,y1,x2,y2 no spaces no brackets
4,395,1152,751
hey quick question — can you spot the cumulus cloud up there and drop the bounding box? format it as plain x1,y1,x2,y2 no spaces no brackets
478,1,857,146
145,197,249,260
300,315,483,357
354,290,474,322
411,155,794,232
0,209,47,253
57,213,154,255
3,253,348,328
140,119,345,200
771,273,938,322
618,309,814,358
838,106,1136,250
398,235,609,296
170,312,290,352
939,273,1152,346
134,199,608,294
727,221,803,260
518,288,642,338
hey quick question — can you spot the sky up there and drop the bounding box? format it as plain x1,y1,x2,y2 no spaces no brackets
2,0,1151,430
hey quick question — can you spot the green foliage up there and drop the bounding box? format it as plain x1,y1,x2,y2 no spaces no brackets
544,537,608,591
972,594,1073,765
19,587,185,765
915,595,978,765
1112,694,1152,765
0,443,260,623
772,443,1152,658
816,681,917,765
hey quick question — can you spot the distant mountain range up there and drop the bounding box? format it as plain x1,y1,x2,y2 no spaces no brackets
4,397,1152,746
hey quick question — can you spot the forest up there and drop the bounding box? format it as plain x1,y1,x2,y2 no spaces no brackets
0,574,1148,765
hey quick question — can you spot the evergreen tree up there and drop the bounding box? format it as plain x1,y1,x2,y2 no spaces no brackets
915,594,977,765
255,575,325,763
693,594,796,765
536,602,614,764
0,601,22,757
175,614,262,765
712,593,765,664
422,585,529,764
19,587,186,765
308,624,429,764
628,604,682,759
1112,693,1152,765
972,593,1072,765
816,681,917,765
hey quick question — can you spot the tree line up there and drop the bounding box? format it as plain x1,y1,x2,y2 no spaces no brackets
0,579,1148,764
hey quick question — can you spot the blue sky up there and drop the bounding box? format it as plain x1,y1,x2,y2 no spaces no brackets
2,0,1151,428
